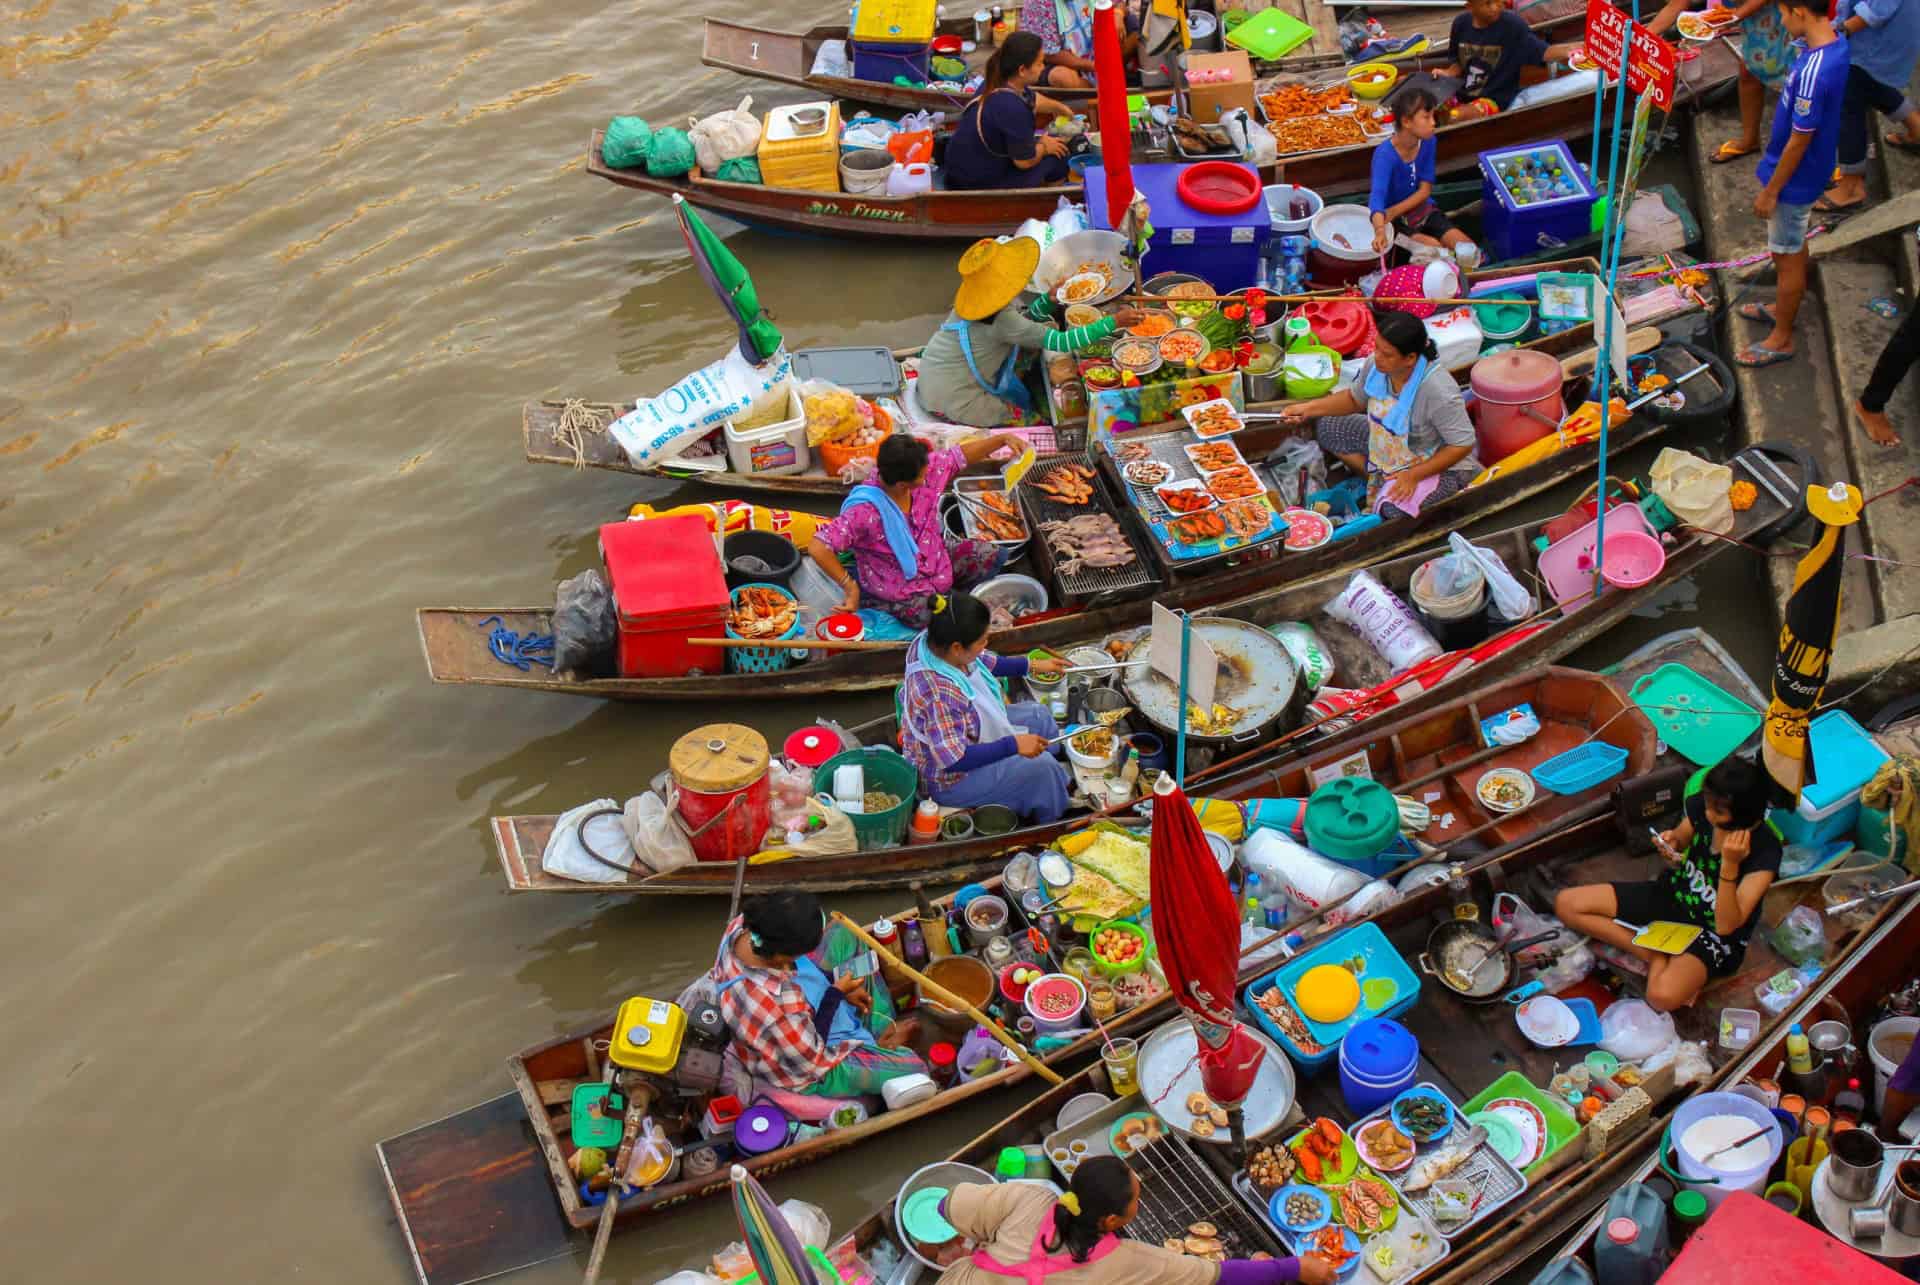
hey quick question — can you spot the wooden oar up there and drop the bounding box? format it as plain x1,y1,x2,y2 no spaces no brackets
583,1079,654,1284
830,911,1064,1085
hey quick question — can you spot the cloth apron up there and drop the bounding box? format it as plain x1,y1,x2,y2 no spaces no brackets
942,317,1034,414
970,1208,1122,1285
907,636,1020,745
1364,383,1441,515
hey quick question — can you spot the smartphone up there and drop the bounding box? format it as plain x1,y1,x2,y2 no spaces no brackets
1648,826,1678,859
837,954,879,983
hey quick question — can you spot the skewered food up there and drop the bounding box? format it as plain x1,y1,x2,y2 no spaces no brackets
1205,465,1263,502
728,586,798,638
1039,513,1137,575
1036,463,1096,504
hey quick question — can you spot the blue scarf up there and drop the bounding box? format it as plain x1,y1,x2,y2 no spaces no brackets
842,484,918,579
1364,355,1430,437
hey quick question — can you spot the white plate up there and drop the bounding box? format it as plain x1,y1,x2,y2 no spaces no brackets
1476,768,1536,813
1516,995,1581,1048
1485,1102,1544,1168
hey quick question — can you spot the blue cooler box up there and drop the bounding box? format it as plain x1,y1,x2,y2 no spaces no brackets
1086,162,1270,286
1479,141,1597,262
851,39,931,83
1771,710,1891,846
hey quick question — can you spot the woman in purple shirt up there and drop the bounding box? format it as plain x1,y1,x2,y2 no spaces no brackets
946,32,1074,191
804,432,1027,628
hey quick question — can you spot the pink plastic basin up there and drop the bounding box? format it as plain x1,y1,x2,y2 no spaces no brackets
1600,530,1666,589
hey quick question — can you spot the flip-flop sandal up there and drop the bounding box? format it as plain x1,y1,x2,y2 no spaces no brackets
1812,196,1866,215
1711,140,1759,164
1886,132,1920,155
1735,344,1796,368
1737,302,1777,324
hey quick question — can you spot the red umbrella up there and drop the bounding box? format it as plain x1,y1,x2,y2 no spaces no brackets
1091,0,1135,230
1147,773,1266,1145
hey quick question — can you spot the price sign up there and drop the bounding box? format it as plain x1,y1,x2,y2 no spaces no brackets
1584,0,1677,110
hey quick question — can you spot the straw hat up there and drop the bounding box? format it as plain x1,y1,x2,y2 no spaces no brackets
953,237,1040,321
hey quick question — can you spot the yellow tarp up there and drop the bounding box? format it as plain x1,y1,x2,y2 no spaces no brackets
628,499,826,544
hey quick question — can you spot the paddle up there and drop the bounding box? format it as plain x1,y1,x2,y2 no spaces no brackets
582,1079,654,1284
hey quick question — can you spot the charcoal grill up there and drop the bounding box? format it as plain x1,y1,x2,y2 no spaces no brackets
1120,1132,1285,1258
1017,451,1159,604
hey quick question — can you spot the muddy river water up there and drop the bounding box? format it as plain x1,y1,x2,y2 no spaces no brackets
1,2,1770,1279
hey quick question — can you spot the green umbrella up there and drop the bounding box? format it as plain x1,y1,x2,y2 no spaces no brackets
676,194,783,363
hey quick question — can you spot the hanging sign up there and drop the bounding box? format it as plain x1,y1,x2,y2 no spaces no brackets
1584,0,1677,110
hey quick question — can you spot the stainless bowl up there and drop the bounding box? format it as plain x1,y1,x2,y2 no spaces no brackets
1033,230,1135,304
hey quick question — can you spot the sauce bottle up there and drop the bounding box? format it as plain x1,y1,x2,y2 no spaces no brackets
900,915,929,972
1787,1023,1815,1075
872,917,909,989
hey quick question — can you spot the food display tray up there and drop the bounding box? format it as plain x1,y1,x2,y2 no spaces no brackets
1015,451,1159,602
952,475,1030,552
1043,1090,1143,1183
1348,1083,1528,1240
1231,1171,1452,1283
1101,429,1288,566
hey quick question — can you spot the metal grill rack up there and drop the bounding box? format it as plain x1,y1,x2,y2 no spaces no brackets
1017,452,1158,601
1347,1084,1528,1239
1118,1133,1284,1259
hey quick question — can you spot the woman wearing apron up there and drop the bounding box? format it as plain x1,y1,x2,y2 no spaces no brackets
899,592,1074,824
935,1157,1336,1285
1280,309,1479,521
917,236,1142,428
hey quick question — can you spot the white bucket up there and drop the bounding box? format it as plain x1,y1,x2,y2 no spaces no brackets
1871,1016,1920,1115
839,147,892,195
1664,1091,1784,1211
1264,184,1324,235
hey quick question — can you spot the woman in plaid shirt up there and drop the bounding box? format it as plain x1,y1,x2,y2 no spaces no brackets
901,592,1074,824
709,892,928,1097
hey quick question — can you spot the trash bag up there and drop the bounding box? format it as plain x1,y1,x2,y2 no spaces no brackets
1599,998,1678,1063
551,569,617,677
1650,447,1734,534
688,96,760,175
715,155,762,184
623,791,696,873
1446,532,1534,621
603,115,653,168
809,39,852,79
777,1199,832,1250
541,799,634,883
645,126,698,178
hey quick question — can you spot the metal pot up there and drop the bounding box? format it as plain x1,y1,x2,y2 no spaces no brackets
1117,616,1302,745
1829,1127,1885,1202
1417,920,1558,1003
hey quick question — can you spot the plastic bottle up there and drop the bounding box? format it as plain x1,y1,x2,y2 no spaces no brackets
900,916,929,971
1243,872,1264,924
872,917,909,989
908,798,941,845
1121,748,1140,789
1787,1023,1814,1076
1834,1077,1866,1124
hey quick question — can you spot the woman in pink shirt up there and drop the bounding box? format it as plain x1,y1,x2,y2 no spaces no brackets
805,432,1028,628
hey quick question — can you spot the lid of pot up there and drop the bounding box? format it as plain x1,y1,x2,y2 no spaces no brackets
1304,777,1399,860
783,725,844,769
1297,299,1370,355
1339,1017,1418,1078
1470,348,1563,403
671,724,770,792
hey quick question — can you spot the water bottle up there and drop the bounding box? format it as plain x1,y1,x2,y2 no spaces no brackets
1244,872,1264,924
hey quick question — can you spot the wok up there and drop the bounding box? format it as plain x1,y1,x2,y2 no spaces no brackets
1418,919,1557,1004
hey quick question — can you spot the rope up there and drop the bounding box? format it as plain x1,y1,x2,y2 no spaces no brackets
477,615,555,670
554,399,612,470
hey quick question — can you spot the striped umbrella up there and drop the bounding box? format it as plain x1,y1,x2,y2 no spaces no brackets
730,1164,823,1285
1763,482,1863,799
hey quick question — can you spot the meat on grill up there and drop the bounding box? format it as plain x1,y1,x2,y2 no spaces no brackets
1040,515,1137,576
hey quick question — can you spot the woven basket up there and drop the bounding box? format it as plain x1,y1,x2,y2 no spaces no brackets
724,583,804,674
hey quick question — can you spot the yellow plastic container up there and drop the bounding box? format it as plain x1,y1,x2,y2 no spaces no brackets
759,103,844,192
851,0,937,44
1346,62,1400,100
610,996,688,1073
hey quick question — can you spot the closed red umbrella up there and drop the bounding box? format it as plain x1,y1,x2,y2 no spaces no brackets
1148,772,1266,1154
1092,0,1134,230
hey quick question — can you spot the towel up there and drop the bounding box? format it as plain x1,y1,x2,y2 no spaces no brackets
1861,755,1920,874
842,484,917,579
1365,354,1430,437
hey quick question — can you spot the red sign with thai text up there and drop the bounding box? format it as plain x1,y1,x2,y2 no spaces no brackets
1584,0,1678,110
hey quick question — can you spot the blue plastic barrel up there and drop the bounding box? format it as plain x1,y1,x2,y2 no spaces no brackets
1337,1017,1419,1116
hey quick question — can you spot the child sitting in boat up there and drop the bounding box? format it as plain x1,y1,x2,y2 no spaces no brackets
1554,755,1783,1012
1438,0,1578,118
1367,90,1477,260
701,891,930,1097
1277,310,1479,520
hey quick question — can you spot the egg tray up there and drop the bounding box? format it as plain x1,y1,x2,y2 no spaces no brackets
1346,1082,1527,1239
1230,1171,1452,1282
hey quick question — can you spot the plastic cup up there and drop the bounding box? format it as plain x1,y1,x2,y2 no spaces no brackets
1102,1037,1141,1096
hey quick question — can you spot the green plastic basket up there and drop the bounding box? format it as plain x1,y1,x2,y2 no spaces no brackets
814,746,919,850
1459,1069,1579,1176
1226,5,1313,60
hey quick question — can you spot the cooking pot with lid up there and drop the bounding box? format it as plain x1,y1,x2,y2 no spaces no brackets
1470,348,1565,464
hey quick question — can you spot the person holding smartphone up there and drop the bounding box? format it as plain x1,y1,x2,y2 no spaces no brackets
1554,756,1783,1012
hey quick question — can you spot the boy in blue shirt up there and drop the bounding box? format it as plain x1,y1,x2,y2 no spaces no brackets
1738,0,1849,369
1367,89,1477,260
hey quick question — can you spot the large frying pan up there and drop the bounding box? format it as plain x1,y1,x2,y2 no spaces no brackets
1418,920,1558,1004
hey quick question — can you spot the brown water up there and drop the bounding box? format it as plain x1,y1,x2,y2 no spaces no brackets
1,4,1773,1281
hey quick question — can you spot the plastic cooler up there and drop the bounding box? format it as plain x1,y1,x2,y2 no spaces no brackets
724,382,809,477
759,103,843,191
1659,1191,1909,1285
1086,162,1269,285
849,0,935,83
852,39,931,83
1771,710,1890,846
1478,142,1597,262
601,516,729,677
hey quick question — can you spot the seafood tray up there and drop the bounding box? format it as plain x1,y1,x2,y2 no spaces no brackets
1121,1133,1286,1260
1231,1172,1450,1284
1016,451,1158,601
953,476,1029,550
1103,429,1287,565
1349,1084,1527,1240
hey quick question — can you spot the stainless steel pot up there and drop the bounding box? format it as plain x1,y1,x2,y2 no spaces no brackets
1418,919,1558,1003
1893,1161,1920,1237
1830,1128,1886,1202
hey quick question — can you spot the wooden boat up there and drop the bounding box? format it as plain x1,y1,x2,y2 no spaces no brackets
379,649,1673,1282
421,436,1802,705
590,28,1740,241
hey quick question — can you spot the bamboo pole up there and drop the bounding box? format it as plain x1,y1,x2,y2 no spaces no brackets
830,911,1065,1085
689,636,907,652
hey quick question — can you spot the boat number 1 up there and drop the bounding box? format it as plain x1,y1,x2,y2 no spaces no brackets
750,42,760,60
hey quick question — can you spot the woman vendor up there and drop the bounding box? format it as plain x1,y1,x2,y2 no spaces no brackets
902,591,1074,825
703,891,929,1097
1554,755,1782,1013
1279,309,1479,520
806,433,1025,627
919,235,1142,428
947,33,1076,191
934,1156,1336,1285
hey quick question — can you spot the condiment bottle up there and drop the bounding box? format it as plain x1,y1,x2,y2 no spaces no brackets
984,935,1015,969
1121,748,1141,788
872,917,909,988
900,916,929,972
1787,1023,1815,1075
908,799,941,845
1834,1077,1867,1125
928,1041,958,1087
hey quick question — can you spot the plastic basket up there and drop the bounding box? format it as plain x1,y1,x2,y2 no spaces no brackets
814,746,919,849
1532,742,1629,795
1460,1069,1580,1177
725,583,804,674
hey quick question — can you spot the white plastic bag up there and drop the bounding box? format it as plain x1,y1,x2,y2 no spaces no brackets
778,1199,832,1250
1650,447,1735,534
1599,998,1678,1063
1269,621,1334,692
1243,829,1368,911
1325,570,1442,671
1267,438,1328,509
655,1272,723,1285
689,96,760,175
610,346,793,469
809,40,851,78
1332,878,1401,924
623,791,696,874
1446,533,1534,621
542,799,635,883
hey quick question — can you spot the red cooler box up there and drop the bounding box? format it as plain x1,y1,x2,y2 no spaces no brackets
600,517,729,677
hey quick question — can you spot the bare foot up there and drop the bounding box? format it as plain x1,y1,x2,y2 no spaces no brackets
1856,399,1902,447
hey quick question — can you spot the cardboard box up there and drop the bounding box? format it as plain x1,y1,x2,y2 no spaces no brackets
1183,50,1256,123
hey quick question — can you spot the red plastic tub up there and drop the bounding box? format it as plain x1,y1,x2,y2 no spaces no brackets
1177,161,1263,215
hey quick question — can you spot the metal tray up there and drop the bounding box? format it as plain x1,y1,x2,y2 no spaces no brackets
1347,1082,1528,1240
1231,1171,1451,1283
1017,452,1159,603
952,476,1030,551
1136,1018,1297,1143
1043,1090,1144,1183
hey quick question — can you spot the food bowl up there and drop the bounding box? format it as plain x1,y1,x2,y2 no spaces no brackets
1025,972,1088,1035
1027,648,1066,686
1354,1118,1417,1172
1083,363,1123,390
1475,767,1536,813
974,573,1049,622
1066,723,1121,771
1346,62,1400,99
1111,337,1164,375
1000,960,1046,1005
1033,229,1134,304
790,106,829,134
1065,303,1105,328
1091,920,1149,976
920,954,995,1035
1057,271,1111,307
1156,328,1212,367
1390,1089,1456,1143
973,803,1019,836
1109,1110,1168,1156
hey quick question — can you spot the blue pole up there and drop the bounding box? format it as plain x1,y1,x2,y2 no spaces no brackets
1175,615,1190,787
1592,28,1636,597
